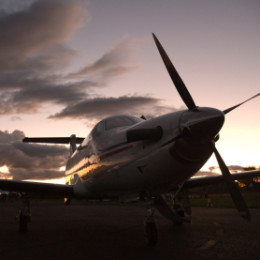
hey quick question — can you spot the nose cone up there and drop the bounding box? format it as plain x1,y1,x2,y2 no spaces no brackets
180,107,225,142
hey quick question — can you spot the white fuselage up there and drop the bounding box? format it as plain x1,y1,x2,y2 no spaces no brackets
65,108,224,199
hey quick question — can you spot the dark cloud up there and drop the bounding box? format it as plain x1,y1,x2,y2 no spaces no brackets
0,0,172,123
0,1,152,120
0,0,86,66
0,44,77,74
0,78,100,114
49,95,174,121
0,0,91,115
0,129,24,143
0,130,68,180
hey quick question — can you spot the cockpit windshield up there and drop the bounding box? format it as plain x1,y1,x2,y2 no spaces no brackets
80,115,144,148
105,116,142,130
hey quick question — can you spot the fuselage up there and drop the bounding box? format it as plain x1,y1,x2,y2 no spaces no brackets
65,107,225,199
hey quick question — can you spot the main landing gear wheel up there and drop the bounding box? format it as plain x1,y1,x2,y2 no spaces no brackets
144,208,158,247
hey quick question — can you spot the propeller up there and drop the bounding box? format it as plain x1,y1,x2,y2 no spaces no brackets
213,145,251,221
152,33,197,111
152,33,259,221
223,93,260,114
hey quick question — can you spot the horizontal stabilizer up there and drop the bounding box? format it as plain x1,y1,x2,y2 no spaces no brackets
23,137,84,144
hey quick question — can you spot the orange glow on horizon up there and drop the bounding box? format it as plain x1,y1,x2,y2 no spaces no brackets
0,165,9,174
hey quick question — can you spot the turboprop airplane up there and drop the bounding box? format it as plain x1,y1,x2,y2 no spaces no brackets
0,33,259,246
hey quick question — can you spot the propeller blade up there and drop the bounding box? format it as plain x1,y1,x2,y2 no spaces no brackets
152,33,197,111
223,93,260,114
213,146,251,221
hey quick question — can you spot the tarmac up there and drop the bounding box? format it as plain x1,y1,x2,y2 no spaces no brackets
0,200,259,260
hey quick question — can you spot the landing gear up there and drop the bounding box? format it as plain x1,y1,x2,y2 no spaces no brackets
19,194,31,233
144,207,158,247
174,204,185,218
142,189,191,247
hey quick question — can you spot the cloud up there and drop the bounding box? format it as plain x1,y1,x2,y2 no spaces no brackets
194,171,220,177
0,0,87,75
49,95,175,121
0,129,24,143
0,130,68,180
208,165,244,173
196,164,247,178
0,0,91,115
0,1,152,120
0,0,86,67
0,78,100,114
0,0,37,15
70,39,138,80
0,0,174,124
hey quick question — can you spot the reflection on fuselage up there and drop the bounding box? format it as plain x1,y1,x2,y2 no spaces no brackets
65,115,144,185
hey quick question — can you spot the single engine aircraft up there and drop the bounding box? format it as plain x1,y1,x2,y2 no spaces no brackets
0,34,259,246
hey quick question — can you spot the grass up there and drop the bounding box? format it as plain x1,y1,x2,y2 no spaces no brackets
190,192,260,208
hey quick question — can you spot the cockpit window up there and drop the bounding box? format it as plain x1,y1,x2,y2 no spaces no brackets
92,120,105,138
105,116,142,130
86,116,143,142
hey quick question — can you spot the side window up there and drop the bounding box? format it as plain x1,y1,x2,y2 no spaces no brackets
92,121,104,138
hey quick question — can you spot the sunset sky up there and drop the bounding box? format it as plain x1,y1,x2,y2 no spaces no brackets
0,0,259,181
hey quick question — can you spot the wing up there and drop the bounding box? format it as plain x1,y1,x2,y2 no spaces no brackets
0,179,74,198
184,170,260,189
